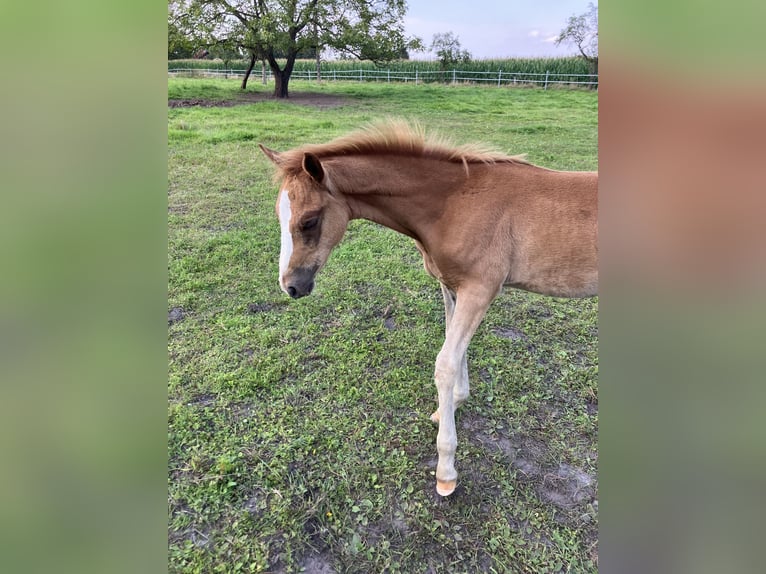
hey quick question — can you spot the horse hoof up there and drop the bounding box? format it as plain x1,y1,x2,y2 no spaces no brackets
430,410,440,424
436,480,456,497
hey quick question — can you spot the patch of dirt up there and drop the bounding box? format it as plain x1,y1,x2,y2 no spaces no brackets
379,304,396,330
168,525,212,549
243,495,260,516
538,463,594,508
168,98,241,108
491,326,527,341
247,301,280,314
299,552,336,574
461,412,597,519
227,401,256,421
168,92,350,110
187,393,216,408
168,306,186,325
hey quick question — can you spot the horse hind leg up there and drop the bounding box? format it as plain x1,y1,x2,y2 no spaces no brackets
430,351,469,424
445,284,470,412
454,353,469,408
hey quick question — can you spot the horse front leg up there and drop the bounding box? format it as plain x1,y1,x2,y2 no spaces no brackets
432,284,495,496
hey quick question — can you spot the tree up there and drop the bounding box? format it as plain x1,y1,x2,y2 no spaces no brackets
556,2,598,78
429,31,471,69
168,17,198,59
169,0,421,98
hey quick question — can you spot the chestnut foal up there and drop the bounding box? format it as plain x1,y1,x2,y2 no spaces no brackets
260,121,597,496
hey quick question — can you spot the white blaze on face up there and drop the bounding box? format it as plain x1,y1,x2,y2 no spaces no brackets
278,189,293,292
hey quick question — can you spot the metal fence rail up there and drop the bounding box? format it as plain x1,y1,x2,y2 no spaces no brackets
168,67,598,89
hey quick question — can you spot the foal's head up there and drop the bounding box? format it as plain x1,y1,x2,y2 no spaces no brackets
260,145,349,298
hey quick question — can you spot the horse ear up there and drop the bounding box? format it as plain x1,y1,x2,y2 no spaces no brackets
302,152,324,184
259,144,283,166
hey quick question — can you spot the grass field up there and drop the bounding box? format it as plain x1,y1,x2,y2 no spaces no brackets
168,78,598,573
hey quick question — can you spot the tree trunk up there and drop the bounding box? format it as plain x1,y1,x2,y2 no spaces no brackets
314,22,321,82
261,60,267,85
241,52,256,90
273,70,290,98
267,51,296,98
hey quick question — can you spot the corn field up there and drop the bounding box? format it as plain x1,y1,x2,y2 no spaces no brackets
169,57,590,75
168,57,596,88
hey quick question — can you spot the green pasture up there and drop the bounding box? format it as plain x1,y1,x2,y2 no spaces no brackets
168,78,598,573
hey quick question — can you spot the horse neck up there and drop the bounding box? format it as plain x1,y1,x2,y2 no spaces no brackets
326,154,468,240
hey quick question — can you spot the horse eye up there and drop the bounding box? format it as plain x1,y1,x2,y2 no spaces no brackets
300,217,319,231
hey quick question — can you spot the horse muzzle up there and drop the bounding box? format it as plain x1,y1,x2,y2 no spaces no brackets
282,266,316,299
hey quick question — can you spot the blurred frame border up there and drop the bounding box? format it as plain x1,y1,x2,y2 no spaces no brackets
600,1,766,572
1,1,765,573
0,2,168,573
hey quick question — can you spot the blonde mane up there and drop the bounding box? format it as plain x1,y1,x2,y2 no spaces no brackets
272,120,529,178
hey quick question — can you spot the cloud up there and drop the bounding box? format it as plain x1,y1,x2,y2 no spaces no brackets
528,30,540,38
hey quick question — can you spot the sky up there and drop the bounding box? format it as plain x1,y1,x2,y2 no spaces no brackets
404,1,594,59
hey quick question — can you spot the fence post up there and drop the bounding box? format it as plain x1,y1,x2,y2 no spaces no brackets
544,70,549,90
415,68,418,84
388,69,390,83
452,69,456,84
497,69,502,87
359,69,363,82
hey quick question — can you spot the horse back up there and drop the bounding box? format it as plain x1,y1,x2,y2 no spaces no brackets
424,165,598,298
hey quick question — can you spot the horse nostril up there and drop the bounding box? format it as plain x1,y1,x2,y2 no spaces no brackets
287,285,298,298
